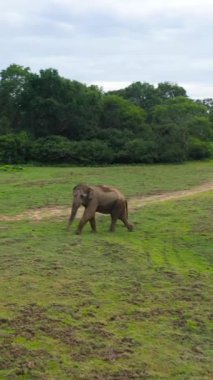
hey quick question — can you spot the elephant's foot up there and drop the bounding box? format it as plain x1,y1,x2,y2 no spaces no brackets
128,224,134,232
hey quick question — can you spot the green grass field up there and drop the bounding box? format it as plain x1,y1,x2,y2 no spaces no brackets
0,161,213,379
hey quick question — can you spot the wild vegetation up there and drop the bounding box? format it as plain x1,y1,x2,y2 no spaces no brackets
0,64,213,165
0,162,212,379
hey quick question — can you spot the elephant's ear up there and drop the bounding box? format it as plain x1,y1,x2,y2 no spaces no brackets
87,187,94,201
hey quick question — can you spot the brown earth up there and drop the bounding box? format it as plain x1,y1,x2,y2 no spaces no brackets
0,182,212,222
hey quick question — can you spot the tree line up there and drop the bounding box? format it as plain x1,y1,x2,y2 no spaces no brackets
0,64,212,165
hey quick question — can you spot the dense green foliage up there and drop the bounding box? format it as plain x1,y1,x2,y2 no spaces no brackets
0,64,212,164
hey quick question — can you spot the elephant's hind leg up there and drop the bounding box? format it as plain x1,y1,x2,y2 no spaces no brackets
89,216,96,233
120,215,133,231
119,206,133,232
110,214,118,232
110,199,123,232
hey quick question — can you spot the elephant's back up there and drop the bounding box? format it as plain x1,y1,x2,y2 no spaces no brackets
95,185,125,199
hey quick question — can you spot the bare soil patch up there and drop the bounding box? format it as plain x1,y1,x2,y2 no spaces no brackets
129,181,213,211
0,181,212,222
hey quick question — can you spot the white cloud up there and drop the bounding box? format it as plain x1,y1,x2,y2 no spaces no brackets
0,0,212,98
90,81,213,100
89,81,131,92
181,83,213,99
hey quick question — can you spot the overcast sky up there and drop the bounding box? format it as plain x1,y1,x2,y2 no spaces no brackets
1,0,213,98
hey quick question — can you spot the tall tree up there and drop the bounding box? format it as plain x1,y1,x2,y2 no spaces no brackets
20,69,103,139
157,82,187,100
0,64,31,131
108,82,161,112
152,96,210,161
100,94,148,135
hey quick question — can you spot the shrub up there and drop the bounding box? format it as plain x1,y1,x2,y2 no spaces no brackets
73,140,114,165
30,137,114,165
116,139,158,163
187,138,213,160
30,136,76,163
0,133,30,163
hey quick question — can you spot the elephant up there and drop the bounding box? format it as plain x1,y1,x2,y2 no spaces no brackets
67,183,133,235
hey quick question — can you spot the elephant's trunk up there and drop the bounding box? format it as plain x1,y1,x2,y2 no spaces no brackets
67,203,79,230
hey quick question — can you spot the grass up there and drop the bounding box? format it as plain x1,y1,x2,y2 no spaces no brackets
0,161,213,379
0,160,213,215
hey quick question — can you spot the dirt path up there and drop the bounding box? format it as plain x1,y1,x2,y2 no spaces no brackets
0,182,212,222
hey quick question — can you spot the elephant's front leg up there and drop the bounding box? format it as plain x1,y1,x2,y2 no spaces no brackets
76,208,96,235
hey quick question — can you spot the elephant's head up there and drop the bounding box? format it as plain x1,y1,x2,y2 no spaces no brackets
67,184,93,229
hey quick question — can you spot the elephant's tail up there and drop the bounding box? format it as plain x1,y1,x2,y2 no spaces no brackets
125,200,128,218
